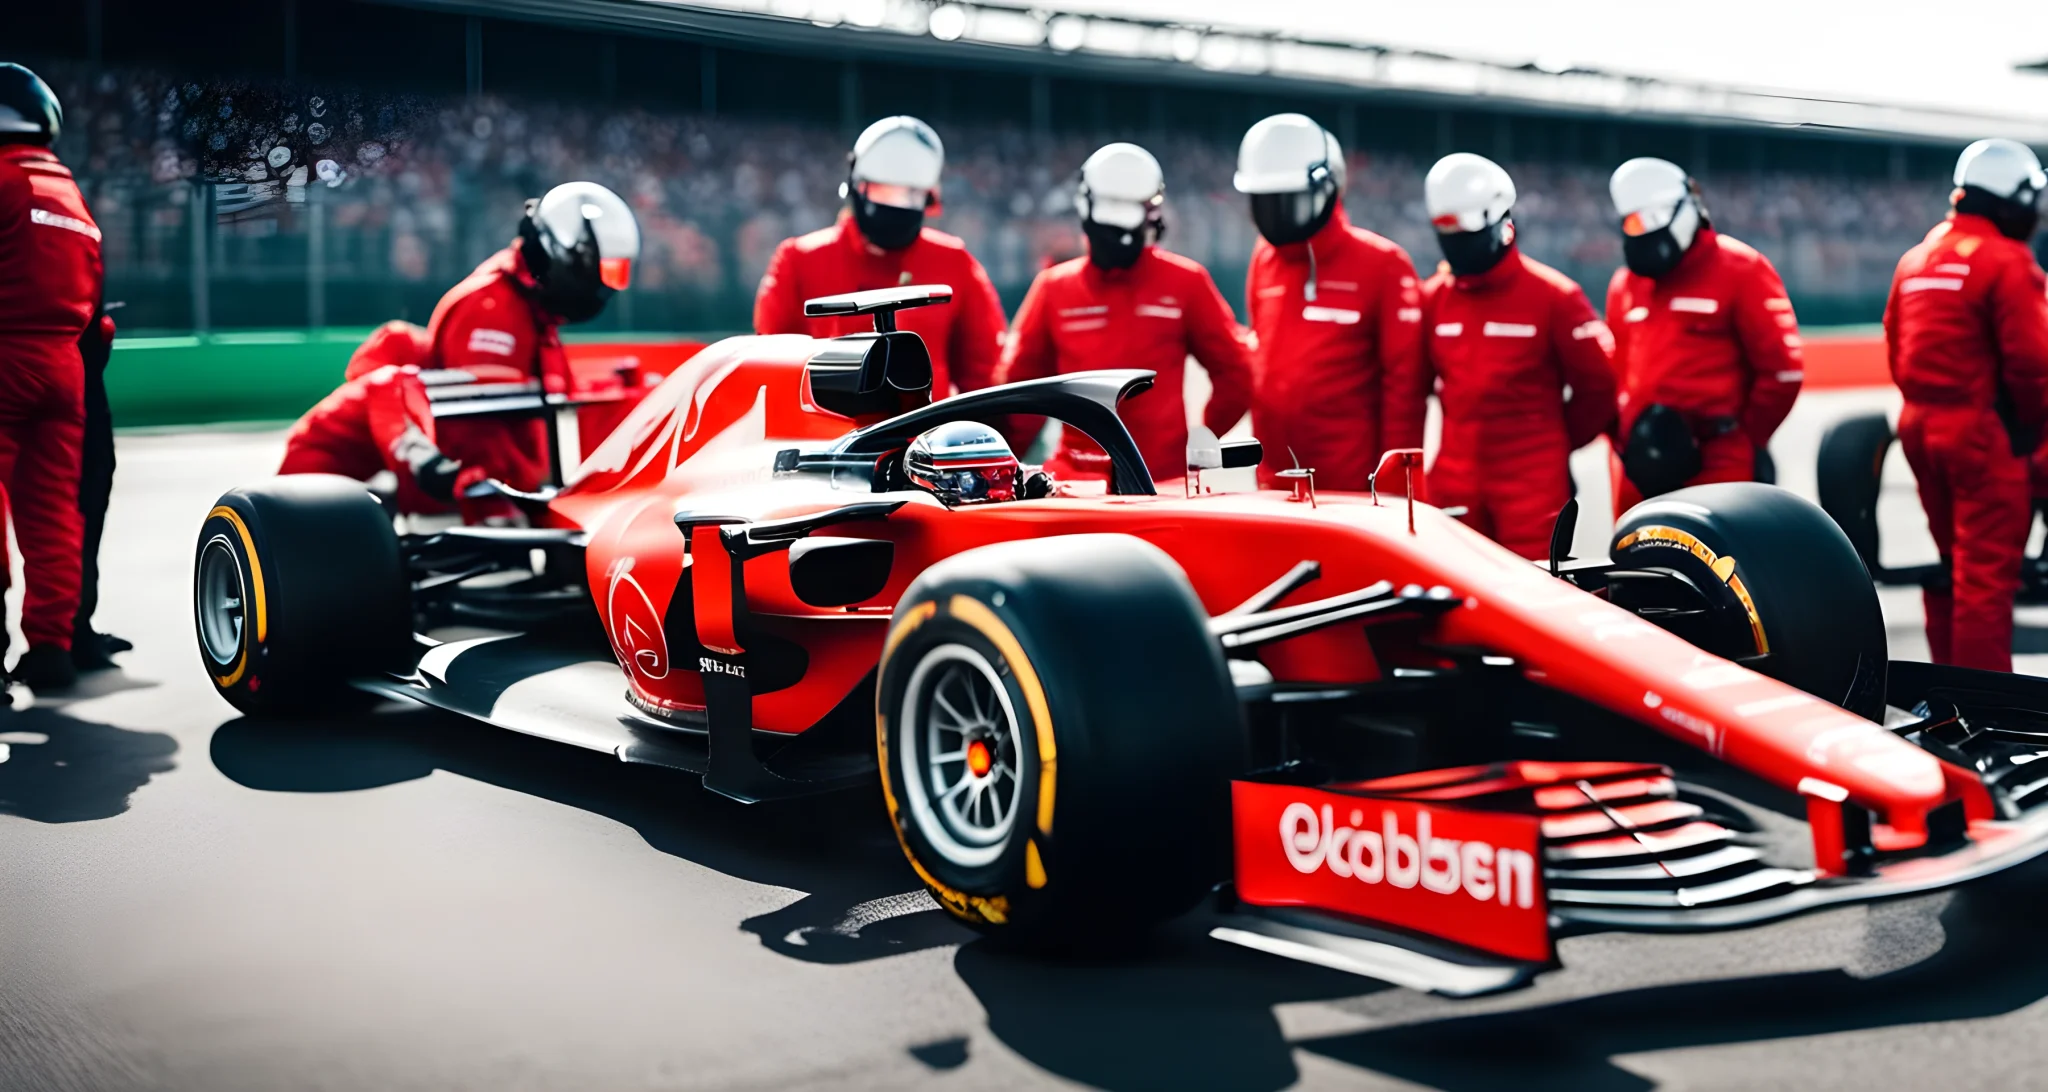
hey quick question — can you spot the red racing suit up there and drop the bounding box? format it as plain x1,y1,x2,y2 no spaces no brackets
420,245,569,514
754,210,1006,398
0,145,99,652
1245,203,1424,492
997,246,1255,481
278,365,481,514
1605,228,1805,515
343,319,433,381
1885,212,2048,672
1421,248,1616,559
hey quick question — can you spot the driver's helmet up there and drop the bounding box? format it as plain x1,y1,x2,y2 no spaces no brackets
905,421,1019,505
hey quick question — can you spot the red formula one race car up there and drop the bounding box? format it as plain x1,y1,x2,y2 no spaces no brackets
196,287,2048,995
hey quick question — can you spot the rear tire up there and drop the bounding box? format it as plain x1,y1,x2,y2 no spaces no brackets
1814,411,1895,575
1613,482,1886,721
877,534,1243,951
195,474,411,714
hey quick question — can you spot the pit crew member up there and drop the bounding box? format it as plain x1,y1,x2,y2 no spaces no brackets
420,181,638,518
997,142,1255,481
1236,114,1424,492
0,63,98,692
1886,138,2048,672
1419,154,1616,559
1605,157,1803,515
754,116,1006,399
278,364,482,514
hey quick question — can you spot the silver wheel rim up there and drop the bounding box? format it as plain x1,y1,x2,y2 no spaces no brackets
197,534,248,667
898,643,1026,869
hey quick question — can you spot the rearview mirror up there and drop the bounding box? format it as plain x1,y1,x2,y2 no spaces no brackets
1219,439,1263,470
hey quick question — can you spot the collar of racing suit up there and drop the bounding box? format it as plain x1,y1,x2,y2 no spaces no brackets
1079,246,1156,286
1943,211,2008,244
1448,243,1525,292
1267,202,1352,303
0,145,58,167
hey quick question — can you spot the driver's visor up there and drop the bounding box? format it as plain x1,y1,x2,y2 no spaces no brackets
599,256,633,290
1431,210,1488,234
957,464,1018,502
1621,197,1682,237
855,181,933,211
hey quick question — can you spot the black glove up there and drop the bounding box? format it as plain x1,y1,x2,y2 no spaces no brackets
414,456,466,503
1021,469,1056,500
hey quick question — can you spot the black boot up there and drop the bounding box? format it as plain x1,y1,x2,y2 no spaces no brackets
14,644,79,693
71,630,132,672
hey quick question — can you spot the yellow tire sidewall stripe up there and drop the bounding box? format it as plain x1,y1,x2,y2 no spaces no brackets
875,590,1058,925
206,505,268,688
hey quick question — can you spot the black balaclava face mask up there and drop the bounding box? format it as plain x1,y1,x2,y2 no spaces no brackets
1621,193,1707,279
853,191,926,250
1084,218,1150,270
1956,185,2041,242
1438,215,1515,277
1250,172,1337,247
519,207,614,323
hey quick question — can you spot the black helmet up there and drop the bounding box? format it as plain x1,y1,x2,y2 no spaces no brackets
905,421,1020,506
0,63,60,145
515,181,640,324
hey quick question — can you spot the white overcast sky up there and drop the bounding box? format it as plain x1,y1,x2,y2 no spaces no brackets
1052,0,2048,119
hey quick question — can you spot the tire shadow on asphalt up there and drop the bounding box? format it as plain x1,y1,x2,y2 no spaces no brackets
951,919,1383,1092
209,703,1391,1089
207,704,970,965
1292,860,2048,1091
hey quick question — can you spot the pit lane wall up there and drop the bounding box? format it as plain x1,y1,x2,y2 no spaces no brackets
106,326,1889,429
107,329,725,428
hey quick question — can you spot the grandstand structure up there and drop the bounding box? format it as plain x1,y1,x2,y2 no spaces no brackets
16,0,2039,333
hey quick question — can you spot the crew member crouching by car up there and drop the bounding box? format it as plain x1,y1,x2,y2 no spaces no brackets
278,364,484,515
1419,154,1615,559
997,142,1255,482
1604,158,1803,516
331,182,639,522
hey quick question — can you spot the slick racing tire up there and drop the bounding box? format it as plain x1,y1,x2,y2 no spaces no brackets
1814,411,1895,575
1613,482,1886,722
195,474,410,714
877,533,1243,951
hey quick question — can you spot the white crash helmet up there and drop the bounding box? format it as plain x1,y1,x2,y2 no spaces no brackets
1610,158,1697,241
1236,114,1345,247
1427,153,1519,276
1426,153,1516,233
841,115,945,203
1610,157,1704,277
1234,113,1345,195
1077,142,1164,230
521,181,641,322
1956,138,2046,201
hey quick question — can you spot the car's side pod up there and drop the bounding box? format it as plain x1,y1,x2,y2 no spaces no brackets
674,500,905,803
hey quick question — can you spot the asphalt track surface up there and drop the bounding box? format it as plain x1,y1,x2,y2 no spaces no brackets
10,389,2048,1092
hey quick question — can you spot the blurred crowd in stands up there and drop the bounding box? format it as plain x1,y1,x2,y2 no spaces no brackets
47,64,1954,331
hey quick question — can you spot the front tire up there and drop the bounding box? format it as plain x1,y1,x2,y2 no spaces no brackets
877,534,1243,951
195,475,410,714
1613,482,1886,721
